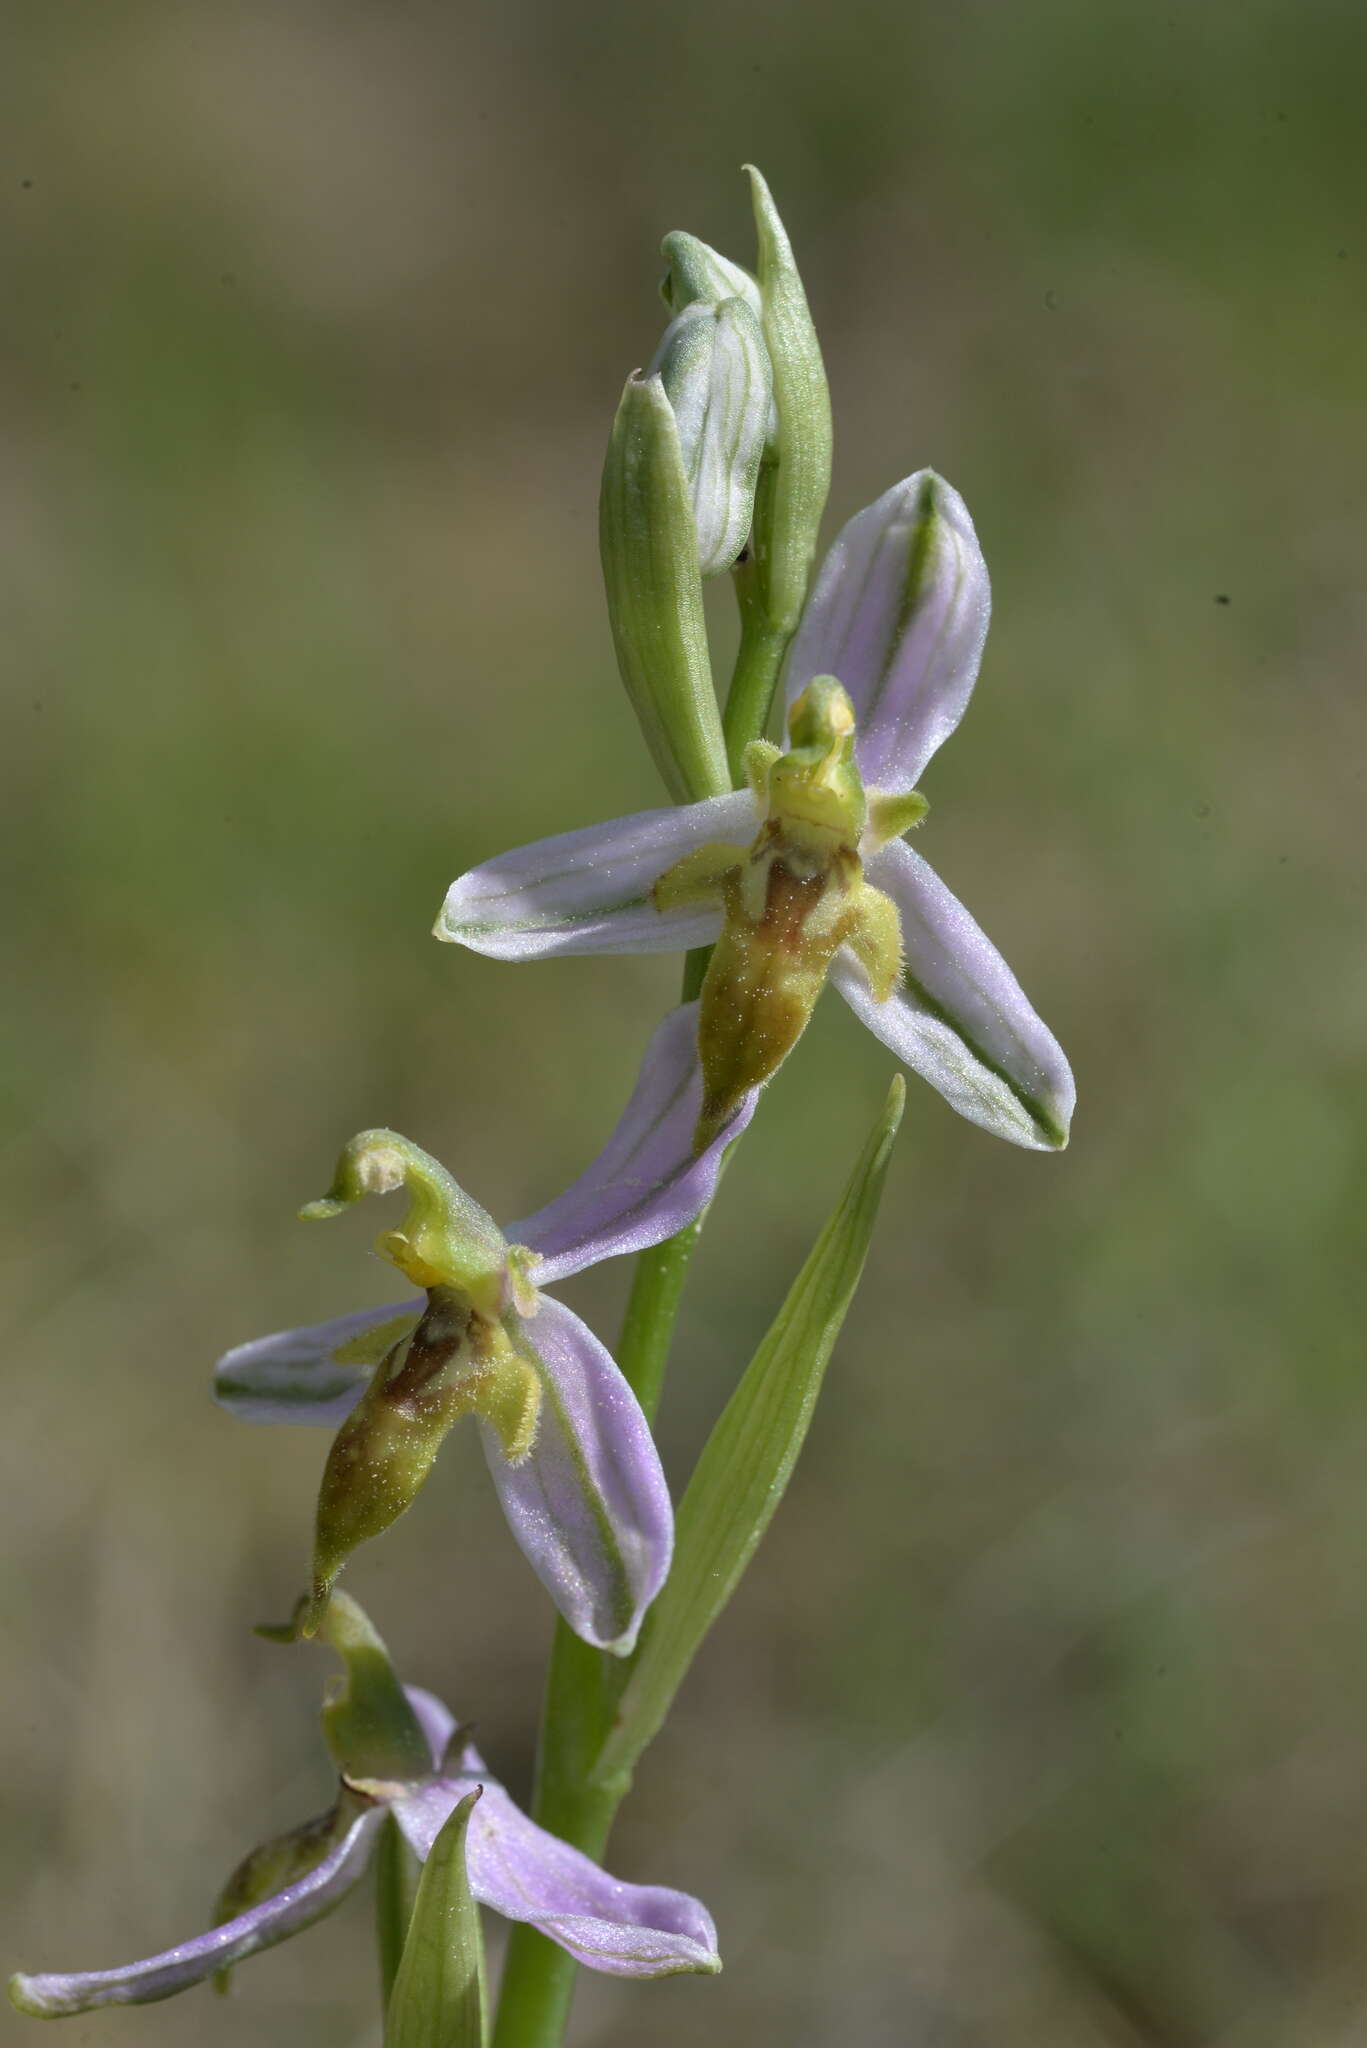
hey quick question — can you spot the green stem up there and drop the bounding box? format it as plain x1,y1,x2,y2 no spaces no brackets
721,591,789,785
493,592,785,2044
492,983,715,2048
491,1220,706,2048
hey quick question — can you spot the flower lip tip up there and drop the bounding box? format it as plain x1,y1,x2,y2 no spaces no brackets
600,1626,641,1660
296,1588,332,1641
7,1973,48,2018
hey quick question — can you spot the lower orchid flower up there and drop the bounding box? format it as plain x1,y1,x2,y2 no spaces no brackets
8,1595,720,2020
436,470,1074,1153
213,1003,756,1656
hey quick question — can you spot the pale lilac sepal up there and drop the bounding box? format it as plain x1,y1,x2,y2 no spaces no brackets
837,838,1074,1150
404,1684,458,1769
394,1771,720,1978
512,1002,757,1286
784,471,990,795
6,1810,382,2017
433,791,755,960
212,1300,422,1425
480,1297,672,1656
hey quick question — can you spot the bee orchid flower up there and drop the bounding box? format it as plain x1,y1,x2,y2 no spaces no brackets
436,471,1074,1153
8,1597,720,2018
213,1003,756,1656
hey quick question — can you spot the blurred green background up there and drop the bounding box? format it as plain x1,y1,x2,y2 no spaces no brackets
4,2,1366,2041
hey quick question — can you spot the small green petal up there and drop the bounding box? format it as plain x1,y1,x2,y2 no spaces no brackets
302,1129,508,1310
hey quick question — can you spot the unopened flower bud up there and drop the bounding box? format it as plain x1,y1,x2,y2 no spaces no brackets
649,296,771,577
660,230,762,321
599,371,730,802
741,166,832,638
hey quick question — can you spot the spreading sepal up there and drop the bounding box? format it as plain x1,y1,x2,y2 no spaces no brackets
841,837,1074,1149
8,1801,383,2017
783,469,991,796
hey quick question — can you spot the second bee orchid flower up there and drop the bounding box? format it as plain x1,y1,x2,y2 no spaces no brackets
214,1004,756,1655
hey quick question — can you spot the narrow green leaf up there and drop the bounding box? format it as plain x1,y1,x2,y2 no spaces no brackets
385,1791,487,2048
592,1077,904,1788
375,1813,423,2011
600,371,731,804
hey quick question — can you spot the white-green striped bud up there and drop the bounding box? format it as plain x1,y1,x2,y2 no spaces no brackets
648,295,772,577
660,230,762,322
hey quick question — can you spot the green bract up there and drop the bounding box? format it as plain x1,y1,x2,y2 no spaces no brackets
594,1076,905,1789
742,166,832,639
599,371,731,803
385,1792,487,2048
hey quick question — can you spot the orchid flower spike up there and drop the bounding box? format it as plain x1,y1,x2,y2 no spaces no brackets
214,1003,756,1655
436,472,1074,1153
8,1594,720,2020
